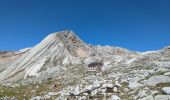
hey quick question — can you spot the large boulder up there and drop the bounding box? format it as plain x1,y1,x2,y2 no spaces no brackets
111,95,121,100
102,83,114,89
162,87,170,95
155,95,170,100
164,72,170,76
128,82,143,89
140,95,154,100
143,75,170,86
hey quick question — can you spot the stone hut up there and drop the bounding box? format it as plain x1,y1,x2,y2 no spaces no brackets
84,57,103,72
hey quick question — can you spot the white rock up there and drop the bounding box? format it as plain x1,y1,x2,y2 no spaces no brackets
164,72,170,76
162,87,170,95
19,47,31,53
91,89,98,96
126,57,137,64
149,70,155,75
84,57,101,65
113,87,118,92
150,90,159,95
155,95,170,100
143,75,170,86
128,82,143,89
30,96,43,100
140,95,154,100
142,51,158,55
55,96,67,100
93,80,101,87
47,92,58,96
101,88,106,93
154,61,170,68
137,90,147,98
78,96,87,100
115,81,121,87
24,58,46,78
83,93,88,96
111,95,121,100
124,88,130,92
133,96,138,100
102,83,114,88
156,68,169,73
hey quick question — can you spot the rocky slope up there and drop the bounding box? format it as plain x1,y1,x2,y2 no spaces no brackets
0,30,170,100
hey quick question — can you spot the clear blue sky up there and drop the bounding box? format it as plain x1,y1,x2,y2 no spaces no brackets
0,0,170,51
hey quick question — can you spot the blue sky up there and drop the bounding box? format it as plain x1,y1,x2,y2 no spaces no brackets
0,0,170,51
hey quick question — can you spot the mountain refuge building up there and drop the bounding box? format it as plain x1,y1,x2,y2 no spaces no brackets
84,57,103,73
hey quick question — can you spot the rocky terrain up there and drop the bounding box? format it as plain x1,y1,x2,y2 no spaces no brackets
0,30,170,100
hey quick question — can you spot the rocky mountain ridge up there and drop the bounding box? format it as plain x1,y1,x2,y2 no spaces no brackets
0,30,170,100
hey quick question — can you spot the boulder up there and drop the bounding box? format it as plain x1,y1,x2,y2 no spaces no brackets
150,90,159,95
164,72,170,76
140,95,154,100
137,90,147,98
128,82,143,89
30,96,44,100
143,75,170,86
155,95,170,100
113,87,118,92
162,87,170,95
102,83,114,88
111,95,121,100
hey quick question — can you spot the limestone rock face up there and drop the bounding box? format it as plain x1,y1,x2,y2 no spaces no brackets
0,50,29,63
0,30,170,99
0,30,95,82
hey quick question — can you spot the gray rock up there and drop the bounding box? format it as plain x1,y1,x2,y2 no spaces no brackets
78,96,87,100
128,82,143,89
140,95,154,100
155,95,170,100
0,30,170,99
162,87,170,95
143,75,170,86
55,96,67,100
164,72,170,76
0,30,95,82
137,90,147,98
150,90,159,95
0,96,10,100
111,95,121,100
84,57,101,65
30,96,44,100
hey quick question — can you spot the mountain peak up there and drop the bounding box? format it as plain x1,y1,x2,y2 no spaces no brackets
0,31,95,81
1,31,170,99
53,30,95,57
